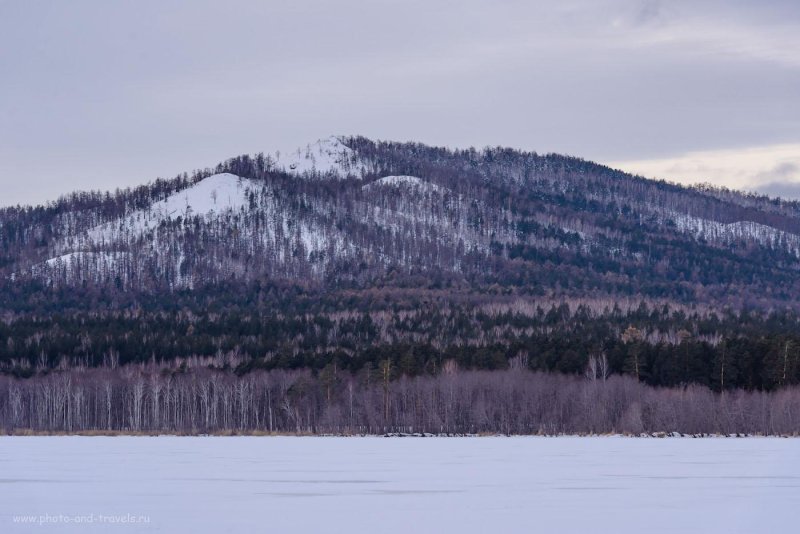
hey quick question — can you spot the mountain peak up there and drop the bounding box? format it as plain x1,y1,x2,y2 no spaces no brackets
274,135,365,178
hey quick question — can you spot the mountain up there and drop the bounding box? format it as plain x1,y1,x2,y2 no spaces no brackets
2,135,800,390
5,135,800,302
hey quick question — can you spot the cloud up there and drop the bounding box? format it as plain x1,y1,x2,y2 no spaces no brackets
752,163,800,199
756,162,800,182
755,181,800,200
633,0,665,26
633,19,800,68
609,143,800,196
0,1,798,206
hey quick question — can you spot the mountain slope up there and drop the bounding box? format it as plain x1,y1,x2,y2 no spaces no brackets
4,135,800,308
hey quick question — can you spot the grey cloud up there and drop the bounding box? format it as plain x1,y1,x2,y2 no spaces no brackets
756,162,800,182
0,0,799,206
633,0,665,25
755,181,800,201
754,163,800,199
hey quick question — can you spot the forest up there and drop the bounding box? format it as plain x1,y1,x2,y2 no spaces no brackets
1,281,800,391
3,364,799,436
3,137,800,433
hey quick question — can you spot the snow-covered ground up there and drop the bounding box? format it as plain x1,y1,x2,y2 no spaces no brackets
274,136,367,178
363,175,447,195
83,173,258,245
2,437,798,533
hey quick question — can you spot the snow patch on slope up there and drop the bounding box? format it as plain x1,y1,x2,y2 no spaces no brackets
666,211,800,256
154,172,254,216
33,251,130,284
363,175,447,195
275,136,366,178
83,173,259,245
32,171,366,286
43,251,126,268
39,173,262,277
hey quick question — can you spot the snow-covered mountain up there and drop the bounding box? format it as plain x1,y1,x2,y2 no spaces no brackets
4,135,800,307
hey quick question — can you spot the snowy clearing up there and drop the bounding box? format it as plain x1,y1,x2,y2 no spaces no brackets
84,172,258,244
363,175,447,195
274,136,366,178
1,436,798,533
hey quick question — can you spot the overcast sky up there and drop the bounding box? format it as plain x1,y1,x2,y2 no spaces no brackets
1,0,799,206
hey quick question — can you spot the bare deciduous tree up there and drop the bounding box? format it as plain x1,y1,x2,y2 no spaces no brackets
2,365,799,436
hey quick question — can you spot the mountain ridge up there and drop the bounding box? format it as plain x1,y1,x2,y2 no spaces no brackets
3,135,800,309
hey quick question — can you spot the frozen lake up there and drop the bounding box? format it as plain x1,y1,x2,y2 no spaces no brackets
1,436,798,533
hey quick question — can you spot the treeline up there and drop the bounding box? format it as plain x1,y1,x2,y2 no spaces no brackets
2,365,799,435
3,294,800,391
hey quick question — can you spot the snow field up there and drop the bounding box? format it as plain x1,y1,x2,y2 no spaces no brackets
1,436,798,533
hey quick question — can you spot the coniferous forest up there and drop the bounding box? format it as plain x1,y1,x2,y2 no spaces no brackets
3,136,800,434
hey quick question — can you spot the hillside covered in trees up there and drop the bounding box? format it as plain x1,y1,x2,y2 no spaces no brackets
2,136,800,434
